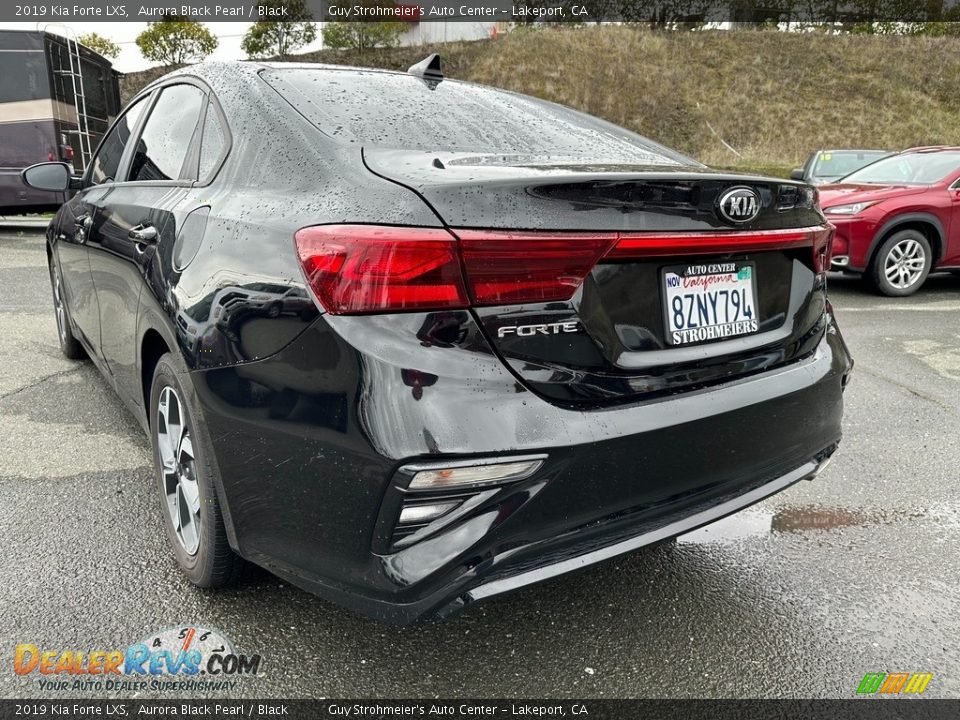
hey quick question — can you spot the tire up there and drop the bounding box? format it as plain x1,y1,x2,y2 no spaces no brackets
868,229,932,297
149,353,246,587
48,253,86,360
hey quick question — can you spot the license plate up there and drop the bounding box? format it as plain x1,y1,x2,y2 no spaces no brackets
662,262,759,346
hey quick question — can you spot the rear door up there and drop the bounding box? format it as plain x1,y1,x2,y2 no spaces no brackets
85,82,207,410
945,170,960,267
54,94,150,355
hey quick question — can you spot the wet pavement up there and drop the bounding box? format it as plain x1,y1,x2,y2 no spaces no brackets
1,227,959,698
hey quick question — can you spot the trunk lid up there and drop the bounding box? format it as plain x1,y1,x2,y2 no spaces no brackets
364,149,824,231
365,148,831,407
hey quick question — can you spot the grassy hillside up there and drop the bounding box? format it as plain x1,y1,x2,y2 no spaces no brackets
120,27,960,176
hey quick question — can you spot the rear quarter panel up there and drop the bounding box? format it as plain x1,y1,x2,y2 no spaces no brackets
136,66,446,381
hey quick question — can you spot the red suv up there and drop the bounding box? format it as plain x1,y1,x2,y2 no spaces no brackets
819,147,960,295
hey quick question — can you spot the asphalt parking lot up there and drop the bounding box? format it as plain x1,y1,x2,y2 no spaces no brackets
2,226,959,699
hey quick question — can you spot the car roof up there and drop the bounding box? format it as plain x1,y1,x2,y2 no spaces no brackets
817,148,893,152
133,59,475,109
255,60,411,77
817,148,890,153
146,59,428,89
901,146,960,154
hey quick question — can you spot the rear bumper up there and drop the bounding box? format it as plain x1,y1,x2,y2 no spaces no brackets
191,310,852,624
463,455,831,610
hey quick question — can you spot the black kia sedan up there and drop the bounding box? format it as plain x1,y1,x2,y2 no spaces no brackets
22,59,852,623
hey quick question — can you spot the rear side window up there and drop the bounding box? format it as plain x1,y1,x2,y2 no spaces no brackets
261,69,696,166
842,151,960,186
197,104,226,181
128,84,205,182
89,95,148,185
0,50,48,102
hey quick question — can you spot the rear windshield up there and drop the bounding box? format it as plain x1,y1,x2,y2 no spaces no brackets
812,151,888,180
260,68,696,167
841,151,960,185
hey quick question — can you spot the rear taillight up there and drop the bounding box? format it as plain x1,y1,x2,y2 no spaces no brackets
295,224,833,315
609,226,834,274
607,228,824,258
454,230,616,306
294,225,469,314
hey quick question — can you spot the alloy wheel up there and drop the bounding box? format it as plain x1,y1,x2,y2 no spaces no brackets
51,263,67,345
156,386,201,556
883,238,926,290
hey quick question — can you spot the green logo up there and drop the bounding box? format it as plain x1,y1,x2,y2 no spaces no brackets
856,672,932,695
737,267,751,280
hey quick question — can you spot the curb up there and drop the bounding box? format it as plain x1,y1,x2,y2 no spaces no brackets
0,218,50,230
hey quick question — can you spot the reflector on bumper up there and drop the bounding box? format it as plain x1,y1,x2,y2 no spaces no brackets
407,457,545,491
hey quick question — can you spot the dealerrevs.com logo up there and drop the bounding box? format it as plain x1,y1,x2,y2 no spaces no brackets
13,626,262,693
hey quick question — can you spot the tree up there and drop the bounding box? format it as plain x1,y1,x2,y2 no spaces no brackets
321,21,406,52
78,32,120,60
135,16,218,65
242,0,317,58
848,20,960,35
617,0,715,27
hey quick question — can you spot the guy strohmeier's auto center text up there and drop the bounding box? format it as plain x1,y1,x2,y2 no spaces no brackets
328,3,589,17
15,1,589,19
14,3,286,18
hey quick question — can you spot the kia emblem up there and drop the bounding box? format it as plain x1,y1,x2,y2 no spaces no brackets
717,187,761,224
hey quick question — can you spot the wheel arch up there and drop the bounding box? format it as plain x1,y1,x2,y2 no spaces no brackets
138,319,242,552
867,213,944,270
141,328,172,430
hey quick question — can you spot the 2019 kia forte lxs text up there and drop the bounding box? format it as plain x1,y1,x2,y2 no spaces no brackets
22,59,852,623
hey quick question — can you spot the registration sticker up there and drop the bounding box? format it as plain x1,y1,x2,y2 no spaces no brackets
662,261,759,346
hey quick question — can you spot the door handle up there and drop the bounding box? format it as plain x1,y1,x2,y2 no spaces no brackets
128,224,158,244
